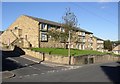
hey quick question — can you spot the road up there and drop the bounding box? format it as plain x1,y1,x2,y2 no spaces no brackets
1,47,120,82
3,61,120,82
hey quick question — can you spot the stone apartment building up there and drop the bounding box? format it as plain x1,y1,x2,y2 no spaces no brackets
93,36,104,52
0,15,104,50
112,45,120,55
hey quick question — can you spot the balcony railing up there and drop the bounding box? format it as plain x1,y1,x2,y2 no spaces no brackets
77,38,85,43
90,34,93,37
77,32,85,36
88,39,93,43
97,40,104,43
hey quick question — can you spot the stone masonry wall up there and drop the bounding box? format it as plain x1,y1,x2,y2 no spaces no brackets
0,30,17,45
22,48,120,65
1,15,39,48
40,41,65,48
72,55,120,65
22,48,70,64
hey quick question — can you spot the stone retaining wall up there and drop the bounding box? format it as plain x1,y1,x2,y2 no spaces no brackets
22,48,70,64
22,49,43,60
22,48,120,65
72,55,120,65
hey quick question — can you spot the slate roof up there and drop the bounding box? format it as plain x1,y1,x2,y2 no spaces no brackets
93,36,104,41
24,15,61,26
24,15,93,34
113,45,120,51
74,27,93,34
0,31,3,35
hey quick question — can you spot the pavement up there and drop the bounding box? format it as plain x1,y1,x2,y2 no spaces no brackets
20,55,42,63
2,71,15,79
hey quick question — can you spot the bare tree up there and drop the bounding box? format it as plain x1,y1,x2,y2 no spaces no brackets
48,8,78,49
61,8,78,48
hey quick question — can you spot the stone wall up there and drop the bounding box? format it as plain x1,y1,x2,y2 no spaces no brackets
71,56,88,65
44,54,69,64
22,48,120,65
0,15,39,48
22,48,70,64
92,37,97,50
0,30,17,45
94,55,119,63
40,41,65,48
72,55,120,65
22,49,43,60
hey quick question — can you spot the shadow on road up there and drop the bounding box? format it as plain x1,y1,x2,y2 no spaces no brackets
100,62,120,83
2,46,25,59
2,59,23,71
2,46,25,71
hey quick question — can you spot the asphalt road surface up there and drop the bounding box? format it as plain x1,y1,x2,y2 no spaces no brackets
1,47,120,82
3,61,120,82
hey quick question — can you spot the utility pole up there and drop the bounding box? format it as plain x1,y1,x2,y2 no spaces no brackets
68,31,71,65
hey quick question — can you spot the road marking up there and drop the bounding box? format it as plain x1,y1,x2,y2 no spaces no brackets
7,57,19,63
25,64,28,66
21,56,40,63
19,76,23,79
24,75,30,77
41,73,45,74
32,74,38,76
16,66,81,79
29,66,41,70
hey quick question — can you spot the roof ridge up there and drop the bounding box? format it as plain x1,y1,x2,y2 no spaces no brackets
93,36,104,41
23,15,61,26
23,15,93,34
113,44,120,50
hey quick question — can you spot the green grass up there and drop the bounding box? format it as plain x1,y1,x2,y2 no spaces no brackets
31,48,108,56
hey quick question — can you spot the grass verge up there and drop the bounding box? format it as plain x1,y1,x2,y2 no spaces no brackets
31,48,109,56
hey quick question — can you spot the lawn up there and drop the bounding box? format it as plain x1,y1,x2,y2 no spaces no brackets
31,48,108,56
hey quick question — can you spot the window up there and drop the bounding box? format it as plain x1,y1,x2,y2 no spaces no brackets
41,32,48,42
25,35,27,40
61,28,65,32
76,43,80,49
47,25,51,29
82,32,85,36
41,24,45,29
14,27,18,30
77,37,81,41
41,23,47,31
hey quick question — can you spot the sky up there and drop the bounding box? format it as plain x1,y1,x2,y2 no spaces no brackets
2,1,119,41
